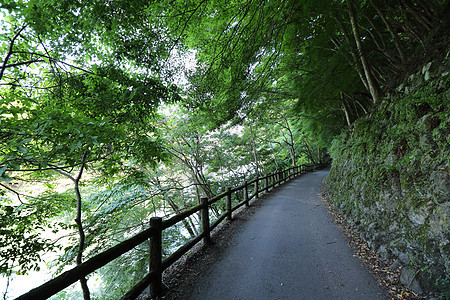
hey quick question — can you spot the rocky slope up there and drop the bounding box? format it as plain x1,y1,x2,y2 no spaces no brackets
326,57,449,297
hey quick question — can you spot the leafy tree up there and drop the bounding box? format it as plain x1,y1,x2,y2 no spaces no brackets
0,6,180,298
0,0,447,298
150,0,448,139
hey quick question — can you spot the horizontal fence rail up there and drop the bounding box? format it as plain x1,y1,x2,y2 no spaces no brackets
17,162,328,300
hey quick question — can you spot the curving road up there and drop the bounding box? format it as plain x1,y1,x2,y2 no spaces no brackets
187,168,387,300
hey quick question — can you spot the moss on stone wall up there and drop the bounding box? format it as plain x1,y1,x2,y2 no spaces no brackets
326,69,449,295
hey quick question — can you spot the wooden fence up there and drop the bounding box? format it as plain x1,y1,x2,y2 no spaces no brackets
16,162,328,300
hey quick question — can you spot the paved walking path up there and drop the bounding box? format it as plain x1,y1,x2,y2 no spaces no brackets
187,168,387,299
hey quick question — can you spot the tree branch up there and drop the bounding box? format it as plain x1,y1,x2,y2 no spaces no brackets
0,25,27,82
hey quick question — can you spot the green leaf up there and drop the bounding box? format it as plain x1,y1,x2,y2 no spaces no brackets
5,15,15,23
0,165,6,177
18,146,28,154
0,173,12,183
43,183,55,190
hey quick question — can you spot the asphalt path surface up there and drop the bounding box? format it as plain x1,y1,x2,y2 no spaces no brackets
187,168,387,300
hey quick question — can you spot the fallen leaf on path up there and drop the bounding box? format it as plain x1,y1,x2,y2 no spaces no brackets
322,190,428,300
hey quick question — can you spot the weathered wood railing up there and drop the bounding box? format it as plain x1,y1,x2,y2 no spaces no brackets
17,162,328,300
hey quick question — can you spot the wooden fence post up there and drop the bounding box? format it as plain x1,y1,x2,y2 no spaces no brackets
244,181,249,207
255,177,259,199
265,176,268,192
201,197,211,244
150,217,162,299
226,187,232,221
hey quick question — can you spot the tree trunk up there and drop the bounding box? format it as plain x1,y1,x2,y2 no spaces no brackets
303,140,317,164
400,0,432,31
354,98,368,115
342,99,352,127
74,152,90,300
51,154,90,299
333,14,369,92
166,197,197,237
369,0,406,62
346,0,382,103
281,110,296,166
249,125,260,176
269,143,279,172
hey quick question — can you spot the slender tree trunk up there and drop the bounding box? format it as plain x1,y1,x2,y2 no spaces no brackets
333,14,369,92
269,143,279,172
369,0,406,62
249,125,260,176
415,0,442,21
193,182,204,228
355,98,368,115
303,140,317,164
51,152,90,300
281,110,296,166
400,0,432,31
342,100,352,127
346,0,382,103
74,152,90,300
166,197,197,237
